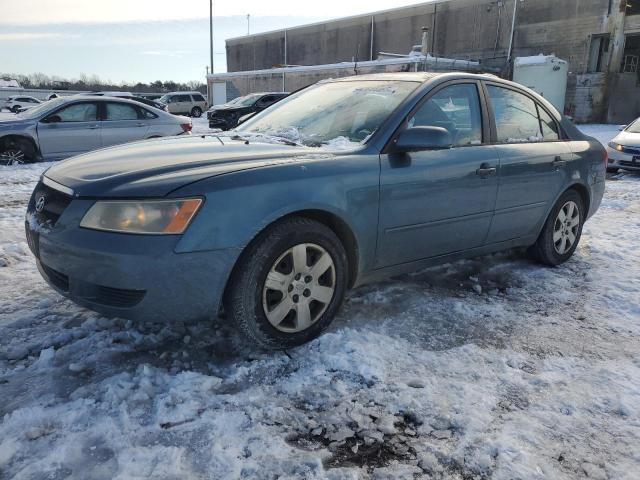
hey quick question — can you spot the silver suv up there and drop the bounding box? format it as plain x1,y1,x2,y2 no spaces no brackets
158,92,208,117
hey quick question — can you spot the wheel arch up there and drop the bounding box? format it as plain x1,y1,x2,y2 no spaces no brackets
0,134,40,158
223,208,360,305
567,182,590,215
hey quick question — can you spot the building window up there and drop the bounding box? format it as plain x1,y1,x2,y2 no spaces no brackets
626,0,640,16
621,34,640,73
587,34,610,73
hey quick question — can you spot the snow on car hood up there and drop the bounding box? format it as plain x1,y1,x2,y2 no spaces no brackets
43,135,315,197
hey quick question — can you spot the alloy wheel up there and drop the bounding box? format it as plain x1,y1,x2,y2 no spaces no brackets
0,149,25,166
553,200,580,254
262,243,336,333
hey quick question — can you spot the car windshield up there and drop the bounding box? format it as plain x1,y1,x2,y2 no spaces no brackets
232,94,261,107
236,80,419,147
158,94,173,104
15,98,67,119
626,118,640,133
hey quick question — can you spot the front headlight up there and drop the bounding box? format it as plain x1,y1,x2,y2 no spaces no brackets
608,141,623,152
80,198,202,234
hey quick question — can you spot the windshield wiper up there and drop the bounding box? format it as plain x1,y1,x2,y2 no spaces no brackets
230,133,302,147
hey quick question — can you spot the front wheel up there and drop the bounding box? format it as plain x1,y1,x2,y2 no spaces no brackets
191,106,202,118
225,217,348,350
530,189,584,266
0,138,36,166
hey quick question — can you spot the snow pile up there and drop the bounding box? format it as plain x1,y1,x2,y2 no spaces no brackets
1,126,640,478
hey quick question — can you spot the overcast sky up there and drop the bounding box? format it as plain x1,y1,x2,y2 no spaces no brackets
0,0,430,84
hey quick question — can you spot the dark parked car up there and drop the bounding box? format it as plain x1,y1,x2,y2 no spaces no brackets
207,92,288,130
26,73,606,350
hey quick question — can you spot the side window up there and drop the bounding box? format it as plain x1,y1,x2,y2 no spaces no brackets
105,102,140,121
54,103,98,122
537,106,560,141
191,94,205,102
260,95,275,105
141,108,158,119
487,85,542,143
408,83,482,147
178,95,192,102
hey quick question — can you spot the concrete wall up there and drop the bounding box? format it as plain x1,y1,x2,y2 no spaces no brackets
224,0,640,123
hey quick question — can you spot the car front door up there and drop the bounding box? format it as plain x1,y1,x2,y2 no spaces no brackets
483,82,573,244
376,81,500,267
37,101,101,159
100,101,149,147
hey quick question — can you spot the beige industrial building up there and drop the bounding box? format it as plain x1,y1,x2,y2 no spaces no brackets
208,0,640,123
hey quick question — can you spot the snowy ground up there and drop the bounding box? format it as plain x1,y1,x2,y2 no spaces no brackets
1,124,639,479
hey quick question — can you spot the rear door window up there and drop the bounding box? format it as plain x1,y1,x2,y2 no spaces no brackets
408,83,483,147
105,102,140,120
537,105,560,140
191,94,205,102
487,85,542,143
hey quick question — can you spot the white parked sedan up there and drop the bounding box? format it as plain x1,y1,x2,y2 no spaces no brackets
607,117,640,172
0,96,192,165
2,96,41,113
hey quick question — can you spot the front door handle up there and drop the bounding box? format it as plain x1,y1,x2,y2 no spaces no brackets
476,163,497,177
87,125,100,129
136,122,146,127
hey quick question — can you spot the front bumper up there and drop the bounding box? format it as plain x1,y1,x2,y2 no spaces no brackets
26,190,239,323
607,146,640,171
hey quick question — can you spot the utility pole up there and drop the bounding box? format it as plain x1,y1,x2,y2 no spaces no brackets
247,14,250,35
209,0,214,74
506,0,520,68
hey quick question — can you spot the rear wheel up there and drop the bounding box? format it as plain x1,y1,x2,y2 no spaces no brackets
191,106,202,118
530,189,584,266
0,138,36,166
225,217,348,349
606,167,619,174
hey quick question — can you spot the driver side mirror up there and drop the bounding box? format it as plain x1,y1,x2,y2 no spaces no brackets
237,111,257,126
43,114,62,123
394,126,453,152
618,125,627,131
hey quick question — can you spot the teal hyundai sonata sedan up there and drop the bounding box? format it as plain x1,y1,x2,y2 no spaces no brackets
25,72,606,349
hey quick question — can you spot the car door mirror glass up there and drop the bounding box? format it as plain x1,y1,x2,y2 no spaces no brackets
395,126,453,151
618,125,627,131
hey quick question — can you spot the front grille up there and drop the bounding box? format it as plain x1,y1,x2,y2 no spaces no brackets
28,181,73,227
25,221,39,257
40,263,69,292
94,285,146,308
619,160,640,168
621,146,640,155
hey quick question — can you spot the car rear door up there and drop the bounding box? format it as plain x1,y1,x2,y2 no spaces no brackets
37,101,102,158
483,82,573,243
376,81,500,267
100,101,150,147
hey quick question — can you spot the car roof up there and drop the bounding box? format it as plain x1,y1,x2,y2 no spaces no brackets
324,72,501,83
164,91,203,95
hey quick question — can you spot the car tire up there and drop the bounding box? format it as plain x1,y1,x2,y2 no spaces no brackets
225,217,348,350
529,189,584,266
0,138,36,166
606,167,619,174
191,106,202,118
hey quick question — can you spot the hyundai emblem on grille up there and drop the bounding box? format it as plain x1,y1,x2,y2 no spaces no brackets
35,195,46,213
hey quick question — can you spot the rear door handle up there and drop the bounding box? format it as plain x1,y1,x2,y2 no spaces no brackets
476,163,497,177
136,122,147,127
87,125,100,129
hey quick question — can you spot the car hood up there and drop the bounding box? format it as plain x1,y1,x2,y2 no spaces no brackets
614,130,640,146
43,135,315,197
0,116,32,127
